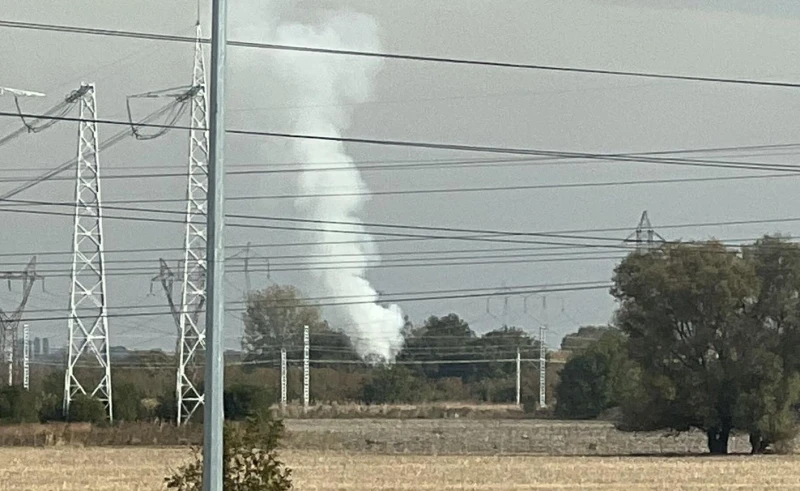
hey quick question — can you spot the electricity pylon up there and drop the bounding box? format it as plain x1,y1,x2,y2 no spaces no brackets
64,83,114,420
175,22,210,425
0,257,40,386
152,258,205,404
626,211,665,253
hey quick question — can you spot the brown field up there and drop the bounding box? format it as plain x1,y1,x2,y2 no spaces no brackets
1,447,799,490
1,419,797,490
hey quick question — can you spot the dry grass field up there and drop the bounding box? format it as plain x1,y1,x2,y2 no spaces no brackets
1,447,799,490
0,419,797,490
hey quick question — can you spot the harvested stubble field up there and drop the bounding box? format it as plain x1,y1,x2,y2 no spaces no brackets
0,448,799,490
0,420,797,490
282,419,759,455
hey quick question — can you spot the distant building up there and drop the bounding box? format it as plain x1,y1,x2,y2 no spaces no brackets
42,338,49,356
33,337,41,357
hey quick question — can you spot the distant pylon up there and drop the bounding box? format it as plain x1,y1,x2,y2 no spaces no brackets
627,210,665,253
0,257,40,386
176,21,210,425
64,83,113,421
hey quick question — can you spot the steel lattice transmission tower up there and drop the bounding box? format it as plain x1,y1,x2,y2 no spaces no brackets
626,210,665,253
175,22,211,425
0,257,40,386
63,83,113,420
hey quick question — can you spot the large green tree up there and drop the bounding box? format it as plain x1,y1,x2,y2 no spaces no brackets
612,241,759,454
396,314,478,380
613,239,800,454
560,325,612,353
739,236,800,452
242,285,359,363
555,329,628,419
472,326,540,381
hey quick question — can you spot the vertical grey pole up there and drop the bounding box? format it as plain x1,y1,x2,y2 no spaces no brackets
515,347,520,407
539,325,547,409
203,0,227,488
303,325,309,412
280,348,287,408
23,325,29,390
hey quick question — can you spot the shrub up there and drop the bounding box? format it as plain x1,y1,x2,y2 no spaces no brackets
38,391,63,422
224,384,274,421
361,365,422,404
165,414,292,490
114,382,146,422
155,390,178,422
0,387,39,423
68,394,106,424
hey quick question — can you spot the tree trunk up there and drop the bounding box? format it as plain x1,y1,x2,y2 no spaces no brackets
707,427,730,455
749,433,770,454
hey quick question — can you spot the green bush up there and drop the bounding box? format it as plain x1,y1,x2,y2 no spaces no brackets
155,390,178,422
361,365,423,404
165,414,292,490
555,330,628,420
224,384,274,421
38,392,63,422
113,382,146,422
68,394,106,424
0,387,39,423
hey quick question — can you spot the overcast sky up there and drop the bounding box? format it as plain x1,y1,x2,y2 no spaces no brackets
3,0,800,352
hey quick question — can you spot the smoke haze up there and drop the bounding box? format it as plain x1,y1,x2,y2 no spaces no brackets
232,2,404,360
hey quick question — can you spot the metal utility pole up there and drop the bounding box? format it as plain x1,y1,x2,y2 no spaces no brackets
22,324,29,390
243,242,252,294
538,296,547,409
203,0,227,487
538,325,547,409
515,347,521,407
174,19,212,426
303,325,310,411
280,348,287,408
0,257,39,386
64,83,113,421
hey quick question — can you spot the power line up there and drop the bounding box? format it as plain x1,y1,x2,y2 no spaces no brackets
12,282,612,323
1,198,800,259
0,199,639,250
0,168,795,198
12,279,611,315
4,111,800,182
0,96,191,201
3,20,800,89
3,141,800,176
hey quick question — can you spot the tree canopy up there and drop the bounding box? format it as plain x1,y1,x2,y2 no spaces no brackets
609,238,800,454
242,285,359,363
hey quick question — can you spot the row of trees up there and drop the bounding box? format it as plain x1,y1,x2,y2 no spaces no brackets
241,285,553,402
555,236,800,454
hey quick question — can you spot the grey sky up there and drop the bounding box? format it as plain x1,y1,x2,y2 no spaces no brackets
2,0,800,351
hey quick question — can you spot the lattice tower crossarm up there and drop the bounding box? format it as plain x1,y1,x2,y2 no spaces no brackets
63,83,113,421
176,22,210,425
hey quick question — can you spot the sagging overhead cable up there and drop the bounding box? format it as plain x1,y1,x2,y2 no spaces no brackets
12,85,89,135
125,85,197,140
0,93,197,201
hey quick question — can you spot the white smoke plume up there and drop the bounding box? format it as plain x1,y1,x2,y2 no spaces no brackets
233,3,404,360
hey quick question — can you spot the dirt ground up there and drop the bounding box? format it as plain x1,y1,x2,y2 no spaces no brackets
282,418,756,455
1,447,799,490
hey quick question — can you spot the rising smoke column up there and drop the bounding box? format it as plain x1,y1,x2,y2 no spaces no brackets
235,5,404,360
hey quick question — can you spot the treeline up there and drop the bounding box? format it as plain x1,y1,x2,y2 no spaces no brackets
555,236,800,455
0,305,560,425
